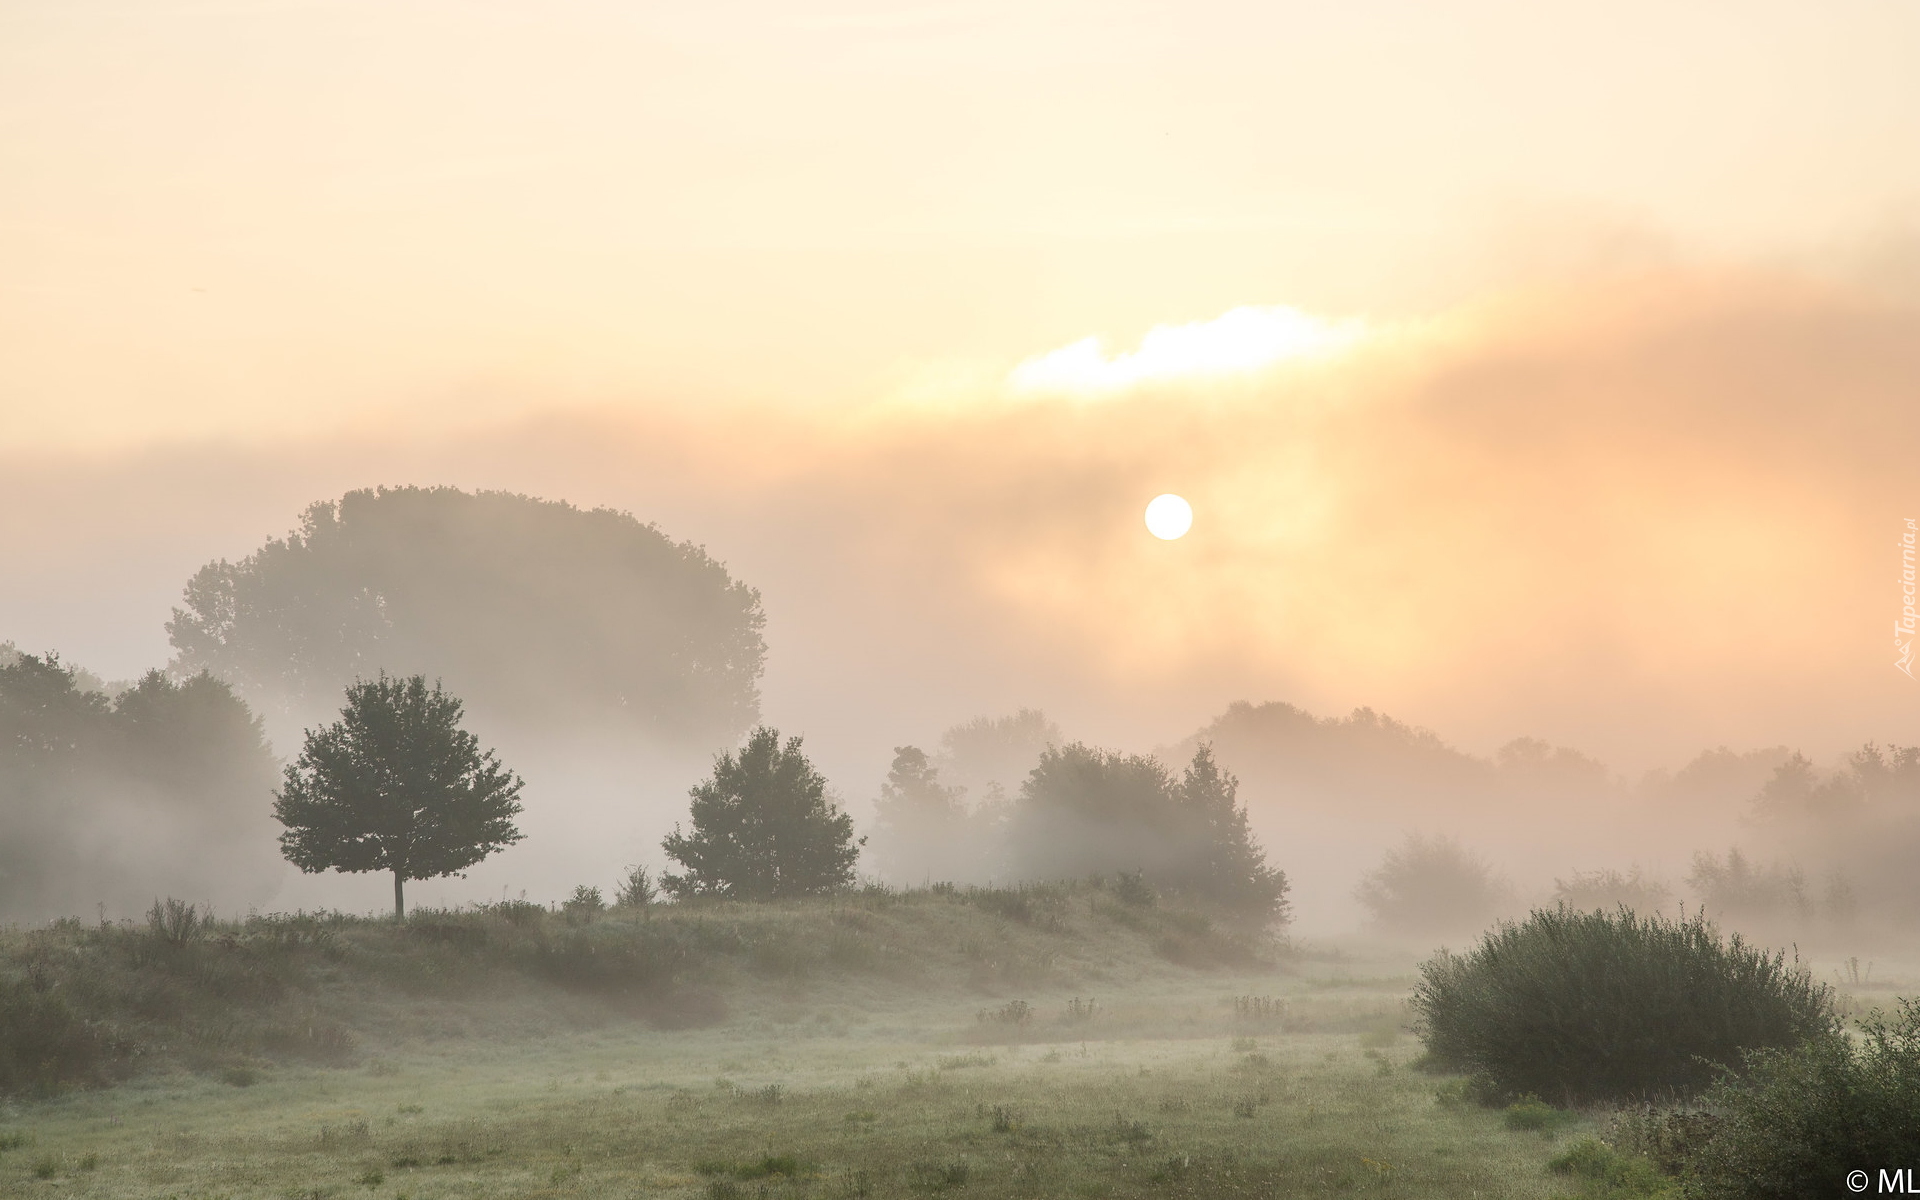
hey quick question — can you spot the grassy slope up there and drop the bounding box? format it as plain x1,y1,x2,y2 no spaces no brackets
0,883,1630,1198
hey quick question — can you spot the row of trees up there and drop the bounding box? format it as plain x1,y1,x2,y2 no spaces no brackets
0,649,279,919
274,677,1290,923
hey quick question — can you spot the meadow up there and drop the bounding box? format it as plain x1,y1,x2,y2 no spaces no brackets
2,883,1903,1198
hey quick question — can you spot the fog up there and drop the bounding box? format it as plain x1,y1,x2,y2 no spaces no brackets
4,263,1919,935
6,0,1920,944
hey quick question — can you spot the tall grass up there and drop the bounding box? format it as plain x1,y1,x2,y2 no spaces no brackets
1412,905,1834,1104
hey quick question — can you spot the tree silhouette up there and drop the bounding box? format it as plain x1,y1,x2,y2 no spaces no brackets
274,674,523,919
661,727,861,899
1008,741,1289,921
168,486,766,740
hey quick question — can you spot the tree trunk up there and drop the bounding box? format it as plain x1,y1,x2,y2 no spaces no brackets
394,871,406,922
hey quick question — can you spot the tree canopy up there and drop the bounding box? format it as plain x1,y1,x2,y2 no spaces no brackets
1008,742,1289,921
661,727,861,900
0,651,277,921
167,486,767,741
275,674,524,919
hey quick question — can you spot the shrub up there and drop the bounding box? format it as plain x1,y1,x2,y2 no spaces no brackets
1684,998,1920,1199
615,866,657,911
1547,1138,1666,1195
1412,906,1834,1105
562,885,605,923
147,897,204,945
0,978,124,1096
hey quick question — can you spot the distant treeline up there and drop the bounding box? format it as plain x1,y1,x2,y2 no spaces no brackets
0,649,278,920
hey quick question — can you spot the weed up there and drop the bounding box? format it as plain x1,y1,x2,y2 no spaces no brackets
937,1053,994,1070
1233,995,1287,1026
1229,1036,1259,1052
738,1154,805,1179
908,1158,971,1190
1112,1114,1152,1144
977,1000,1032,1027
148,897,204,945
78,1151,98,1170
1232,1095,1259,1118
222,1065,262,1087
1502,1097,1578,1132
1064,997,1098,1023
33,1155,57,1178
1113,871,1156,907
988,1105,1021,1132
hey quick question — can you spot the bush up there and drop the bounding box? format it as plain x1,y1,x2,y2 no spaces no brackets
562,885,605,923
1684,998,1920,1199
1412,906,1834,1105
1355,834,1509,936
0,978,124,1095
147,897,204,945
1547,1138,1667,1195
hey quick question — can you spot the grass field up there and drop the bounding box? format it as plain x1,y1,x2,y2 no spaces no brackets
0,965,1612,1199
5,884,1904,1198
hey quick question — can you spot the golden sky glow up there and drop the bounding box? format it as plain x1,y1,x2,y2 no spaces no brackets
4,1,1920,784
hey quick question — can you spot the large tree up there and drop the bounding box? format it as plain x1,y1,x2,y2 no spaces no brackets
661,727,861,899
167,486,767,741
275,674,523,919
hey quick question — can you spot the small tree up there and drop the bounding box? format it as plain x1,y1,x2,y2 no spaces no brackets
615,864,657,917
661,726,861,899
274,674,524,920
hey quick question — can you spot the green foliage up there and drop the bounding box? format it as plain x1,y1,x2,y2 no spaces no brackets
1684,998,1920,1199
1501,1097,1576,1131
562,886,605,923
275,674,524,919
147,897,204,945
615,865,657,911
0,977,125,1096
661,727,862,900
1413,906,1835,1105
1547,1138,1667,1195
1355,833,1510,936
1008,743,1289,921
0,654,276,921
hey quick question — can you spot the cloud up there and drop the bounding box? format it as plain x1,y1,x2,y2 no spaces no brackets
1004,305,1364,397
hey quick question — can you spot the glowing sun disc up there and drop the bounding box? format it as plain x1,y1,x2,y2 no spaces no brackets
1145,493,1193,540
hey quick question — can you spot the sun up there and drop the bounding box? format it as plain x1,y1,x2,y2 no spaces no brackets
1145,494,1193,540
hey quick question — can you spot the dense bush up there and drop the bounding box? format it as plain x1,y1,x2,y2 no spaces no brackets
1412,906,1834,1104
1684,998,1920,1199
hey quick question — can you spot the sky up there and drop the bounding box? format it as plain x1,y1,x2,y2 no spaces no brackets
5,0,1920,814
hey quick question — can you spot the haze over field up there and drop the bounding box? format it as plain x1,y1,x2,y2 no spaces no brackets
4,1,1920,927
